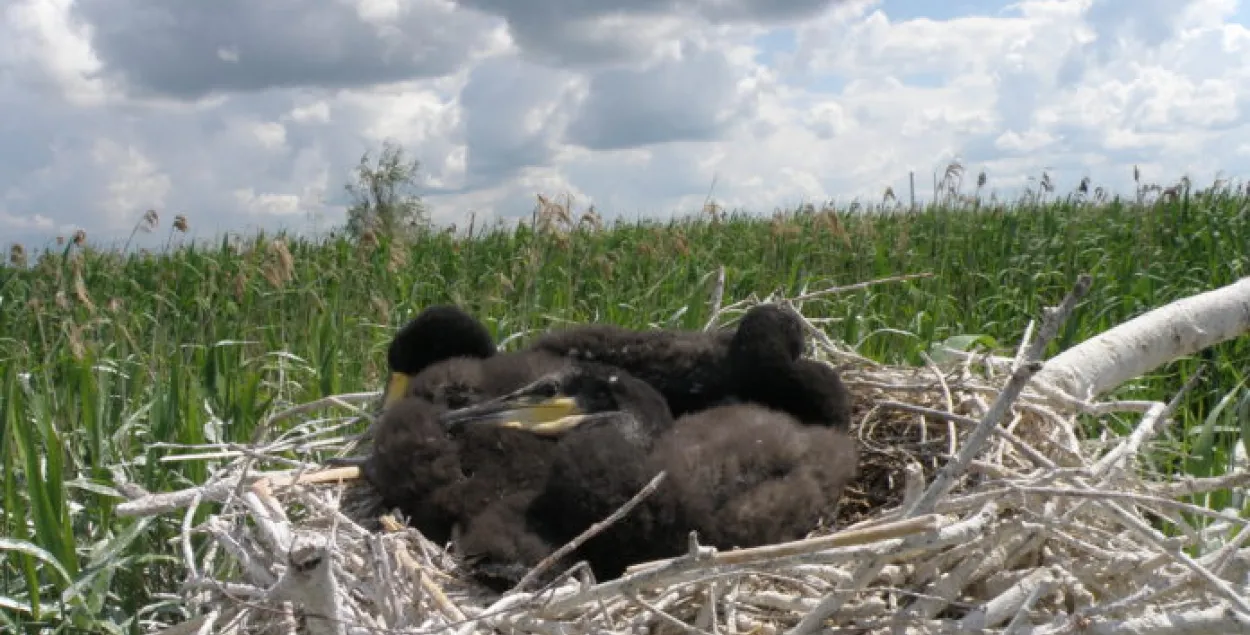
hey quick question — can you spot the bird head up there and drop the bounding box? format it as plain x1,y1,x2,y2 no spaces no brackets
437,362,673,441
383,305,497,409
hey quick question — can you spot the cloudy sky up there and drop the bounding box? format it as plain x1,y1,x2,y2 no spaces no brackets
2,0,1248,250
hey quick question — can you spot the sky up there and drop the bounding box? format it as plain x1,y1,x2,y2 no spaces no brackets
2,0,1249,251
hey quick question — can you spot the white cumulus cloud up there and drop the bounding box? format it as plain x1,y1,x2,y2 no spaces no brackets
2,0,1249,249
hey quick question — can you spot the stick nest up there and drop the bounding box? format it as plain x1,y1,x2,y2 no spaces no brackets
119,297,1250,635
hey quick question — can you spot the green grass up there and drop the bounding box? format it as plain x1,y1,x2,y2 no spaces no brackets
2,178,1249,632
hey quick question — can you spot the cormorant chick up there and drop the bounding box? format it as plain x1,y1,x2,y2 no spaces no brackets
646,403,859,553
524,304,805,417
343,349,572,543
341,354,668,553
439,362,676,591
381,304,497,409
443,357,858,587
354,396,466,543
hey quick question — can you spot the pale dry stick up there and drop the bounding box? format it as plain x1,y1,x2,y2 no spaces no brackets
272,412,369,446
903,524,1037,622
625,590,688,632
181,492,203,580
724,578,744,635
1087,521,1250,619
790,275,1091,635
841,378,948,393
195,537,220,611
238,488,293,558
1000,571,1058,635
544,507,991,618
792,318,881,370
256,465,363,492
158,449,309,466
286,485,373,542
1206,521,1250,576
203,518,277,585
955,564,1057,631
249,391,380,445
845,487,1011,530
737,591,821,613
1018,519,1142,562
708,265,726,321
703,294,756,330
361,532,401,629
495,609,590,635
1081,568,1210,621
1038,604,1250,635
158,435,343,467
1078,489,1250,613
114,465,346,517
1010,399,1083,460
693,580,717,633
899,459,926,511
1009,485,1249,526
377,516,468,625
512,470,668,593
919,351,958,457
627,591,717,635
969,459,1027,479
1092,368,1204,483
788,272,935,304
182,578,269,601
1150,470,1250,499
905,538,984,591
450,592,536,635
624,514,942,574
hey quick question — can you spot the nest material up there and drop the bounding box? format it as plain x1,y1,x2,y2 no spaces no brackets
118,292,1250,635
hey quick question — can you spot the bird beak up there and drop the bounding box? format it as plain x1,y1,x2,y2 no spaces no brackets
381,372,411,410
438,391,592,437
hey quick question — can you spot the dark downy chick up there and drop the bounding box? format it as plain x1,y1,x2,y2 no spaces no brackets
353,396,466,543
400,350,577,527
451,352,858,583
724,304,853,430
437,362,675,589
524,304,805,417
455,490,563,593
346,325,574,543
647,403,860,551
381,304,498,409
742,358,854,431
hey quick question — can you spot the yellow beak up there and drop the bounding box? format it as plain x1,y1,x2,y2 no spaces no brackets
439,395,589,437
382,372,411,410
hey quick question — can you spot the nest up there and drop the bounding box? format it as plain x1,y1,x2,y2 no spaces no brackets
119,282,1250,635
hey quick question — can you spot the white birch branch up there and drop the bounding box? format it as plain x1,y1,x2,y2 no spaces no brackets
1034,275,1250,400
